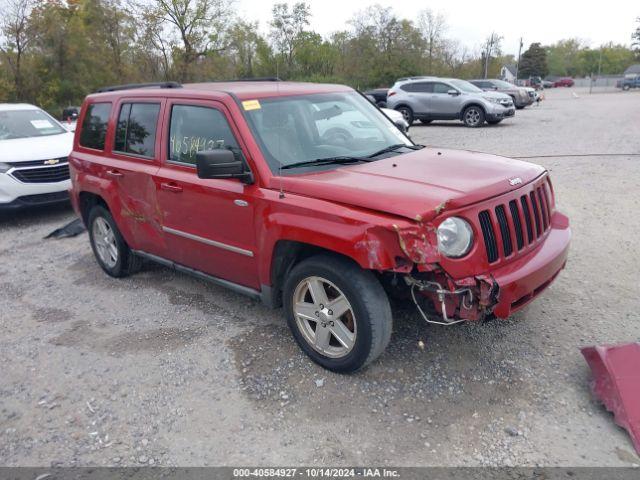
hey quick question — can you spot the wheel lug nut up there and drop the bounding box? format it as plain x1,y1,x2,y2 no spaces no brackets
328,309,333,315
319,304,324,309
315,311,320,317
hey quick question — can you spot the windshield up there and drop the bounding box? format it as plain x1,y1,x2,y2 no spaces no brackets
0,109,66,140
449,79,483,93
242,91,413,173
492,80,515,89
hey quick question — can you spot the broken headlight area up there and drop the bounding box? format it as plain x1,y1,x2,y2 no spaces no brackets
404,272,499,325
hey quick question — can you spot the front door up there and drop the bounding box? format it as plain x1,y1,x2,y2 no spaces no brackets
428,82,461,117
153,100,260,289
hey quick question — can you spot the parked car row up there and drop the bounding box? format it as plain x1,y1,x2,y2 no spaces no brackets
384,76,527,128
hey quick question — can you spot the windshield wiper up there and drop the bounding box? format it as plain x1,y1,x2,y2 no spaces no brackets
280,156,371,170
366,143,425,158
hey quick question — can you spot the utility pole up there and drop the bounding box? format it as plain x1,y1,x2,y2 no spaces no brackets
597,45,603,77
515,37,523,83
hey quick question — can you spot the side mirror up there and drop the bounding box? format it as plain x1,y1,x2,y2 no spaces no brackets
196,149,253,184
447,89,459,96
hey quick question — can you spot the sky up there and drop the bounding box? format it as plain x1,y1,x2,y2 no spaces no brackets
237,0,639,56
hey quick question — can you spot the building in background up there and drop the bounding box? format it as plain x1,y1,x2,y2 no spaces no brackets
501,64,517,83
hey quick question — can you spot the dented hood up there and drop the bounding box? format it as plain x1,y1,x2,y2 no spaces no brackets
276,147,545,221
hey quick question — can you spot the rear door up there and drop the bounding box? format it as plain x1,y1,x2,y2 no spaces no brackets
153,99,260,289
401,82,433,116
75,99,165,255
106,98,165,255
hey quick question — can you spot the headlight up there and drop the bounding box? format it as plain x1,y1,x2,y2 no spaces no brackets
437,217,473,258
0,163,11,174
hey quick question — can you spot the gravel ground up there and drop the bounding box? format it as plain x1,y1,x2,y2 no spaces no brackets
1,87,639,467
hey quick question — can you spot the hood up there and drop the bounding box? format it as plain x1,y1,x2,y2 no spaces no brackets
0,132,74,162
276,148,545,222
480,91,511,101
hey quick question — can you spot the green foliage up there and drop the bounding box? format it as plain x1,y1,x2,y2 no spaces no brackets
633,17,640,58
1,0,638,117
546,39,636,77
518,42,548,78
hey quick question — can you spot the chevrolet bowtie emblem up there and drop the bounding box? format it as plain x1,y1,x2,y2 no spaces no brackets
43,159,60,165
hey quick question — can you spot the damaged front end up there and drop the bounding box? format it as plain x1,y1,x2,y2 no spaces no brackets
404,272,499,325
385,220,501,325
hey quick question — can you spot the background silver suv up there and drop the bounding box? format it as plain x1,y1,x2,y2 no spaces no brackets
387,77,515,127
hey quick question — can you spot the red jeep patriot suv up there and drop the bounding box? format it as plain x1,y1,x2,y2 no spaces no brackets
69,80,571,372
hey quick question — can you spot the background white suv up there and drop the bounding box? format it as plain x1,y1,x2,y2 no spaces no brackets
0,103,74,210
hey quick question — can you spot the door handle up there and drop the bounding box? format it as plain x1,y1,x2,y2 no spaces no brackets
160,182,183,193
106,169,123,178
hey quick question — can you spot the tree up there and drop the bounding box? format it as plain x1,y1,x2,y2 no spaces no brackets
0,0,33,100
518,42,548,78
633,17,640,59
546,38,586,76
227,20,270,78
481,32,502,78
269,2,310,75
140,0,234,82
418,9,445,74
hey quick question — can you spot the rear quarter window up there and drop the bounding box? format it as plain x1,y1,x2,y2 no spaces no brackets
79,103,111,150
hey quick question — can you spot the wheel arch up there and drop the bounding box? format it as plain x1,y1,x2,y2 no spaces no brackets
78,191,110,226
265,240,369,308
459,102,486,120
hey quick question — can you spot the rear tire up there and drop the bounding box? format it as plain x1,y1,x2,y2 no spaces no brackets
283,254,392,373
462,105,485,127
396,106,414,125
88,206,142,278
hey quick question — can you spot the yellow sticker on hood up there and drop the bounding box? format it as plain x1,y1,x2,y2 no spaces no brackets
242,100,261,111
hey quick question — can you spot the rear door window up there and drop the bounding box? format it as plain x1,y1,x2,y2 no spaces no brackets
79,103,111,150
114,102,160,158
401,82,432,93
168,105,242,166
432,83,452,94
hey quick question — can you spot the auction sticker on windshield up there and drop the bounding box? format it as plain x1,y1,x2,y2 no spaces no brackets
242,100,261,111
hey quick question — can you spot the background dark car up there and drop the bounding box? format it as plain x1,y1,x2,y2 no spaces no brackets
553,77,574,87
363,88,389,108
62,106,81,121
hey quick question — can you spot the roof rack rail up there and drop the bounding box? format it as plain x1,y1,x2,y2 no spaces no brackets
224,77,282,82
96,82,182,93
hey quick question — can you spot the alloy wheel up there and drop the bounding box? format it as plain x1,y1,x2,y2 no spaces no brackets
92,217,118,268
292,276,357,359
464,108,481,126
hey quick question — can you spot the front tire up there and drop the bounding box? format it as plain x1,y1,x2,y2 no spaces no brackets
462,105,485,127
88,205,141,278
283,254,392,373
396,106,414,125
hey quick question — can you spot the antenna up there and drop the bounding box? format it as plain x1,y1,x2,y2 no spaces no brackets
277,58,285,199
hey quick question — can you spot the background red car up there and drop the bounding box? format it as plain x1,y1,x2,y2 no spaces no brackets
553,77,575,87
